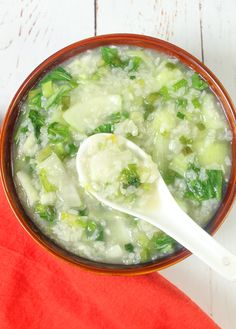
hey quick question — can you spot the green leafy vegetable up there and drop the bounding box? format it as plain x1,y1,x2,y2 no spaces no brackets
92,123,114,134
101,47,127,68
176,111,185,119
149,232,176,253
106,111,129,124
86,220,104,241
78,207,89,217
42,81,53,98
35,203,56,222
47,122,71,143
124,243,134,252
39,169,57,192
28,88,42,110
191,73,208,90
28,110,45,139
120,164,141,189
129,56,142,72
159,86,170,100
197,122,206,131
41,67,78,87
182,146,193,155
184,165,224,201
45,84,72,109
173,79,188,91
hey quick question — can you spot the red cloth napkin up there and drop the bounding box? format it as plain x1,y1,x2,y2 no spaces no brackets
0,181,219,329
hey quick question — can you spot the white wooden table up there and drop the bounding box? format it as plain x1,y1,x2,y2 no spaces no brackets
0,1,235,327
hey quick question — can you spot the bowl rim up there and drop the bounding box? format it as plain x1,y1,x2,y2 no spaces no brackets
0,33,236,275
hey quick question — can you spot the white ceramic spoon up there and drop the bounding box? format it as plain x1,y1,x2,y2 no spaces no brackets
76,133,236,281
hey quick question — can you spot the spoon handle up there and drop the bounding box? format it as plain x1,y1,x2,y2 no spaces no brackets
144,179,236,281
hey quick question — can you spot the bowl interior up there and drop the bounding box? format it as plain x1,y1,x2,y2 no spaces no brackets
1,34,236,275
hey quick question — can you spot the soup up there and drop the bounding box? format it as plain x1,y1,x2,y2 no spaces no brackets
13,46,232,264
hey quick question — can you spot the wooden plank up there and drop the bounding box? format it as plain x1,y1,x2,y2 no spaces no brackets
201,1,236,327
0,0,94,120
97,0,202,58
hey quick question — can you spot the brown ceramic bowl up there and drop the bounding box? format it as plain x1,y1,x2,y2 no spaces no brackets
0,34,236,275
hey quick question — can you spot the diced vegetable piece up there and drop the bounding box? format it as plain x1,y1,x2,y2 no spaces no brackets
207,170,224,200
35,203,56,222
173,79,188,91
196,142,229,167
143,92,160,119
162,169,182,185
61,95,71,111
177,111,185,119
37,145,53,162
124,243,134,252
41,67,78,87
61,212,86,227
47,122,71,143
101,47,127,68
38,153,81,207
39,168,57,192
140,248,150,262
191,73,208,90
45,84,73,110
16,171,39,206
165,62,177,70
21,133,39,157
179,136,192,145
192,97,201,108
28,110,45,139
159,86,170,100
182,146,193,155
42,81,53,98
169,153,191,176
196,122,206,131
63,95,122,133
120,164,141,189
78,207,89,216
201,94,225,129
176,98,187,109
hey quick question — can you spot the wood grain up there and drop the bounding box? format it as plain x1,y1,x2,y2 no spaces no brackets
0,0,94,121
0,0,236,328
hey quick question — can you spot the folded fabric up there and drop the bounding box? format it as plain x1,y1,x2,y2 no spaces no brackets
0,181,219,329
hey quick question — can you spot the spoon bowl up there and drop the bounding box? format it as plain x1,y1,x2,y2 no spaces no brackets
77,133,236,281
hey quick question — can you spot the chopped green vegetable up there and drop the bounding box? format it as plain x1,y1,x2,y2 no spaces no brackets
197,122,206,130
176,98,187,109
149,232,176,253
173,79,188,91
78,207,89,217
182,146,193,155
39,168,57,192
28,88,42,110
86,220,104,241
159,86,170,100
179,135,192,145
129,56,142,72
65,143,78,157
176,111,185,119
184,165,224,201
124,243,134,252
165,62,177,70
101,47,127,68
107,111,129,124
120,164,141,189
41,67,78,87
45,84,72,110
37,145,53,162
61,212,86,227
35,203,56,222
28,110,45,139
191,73,208,90
162,169,182,185
192,97,201,108
61,95,71,111
47,122,71,143
92,123,114,134
143,92,160,119
42,81,53,98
